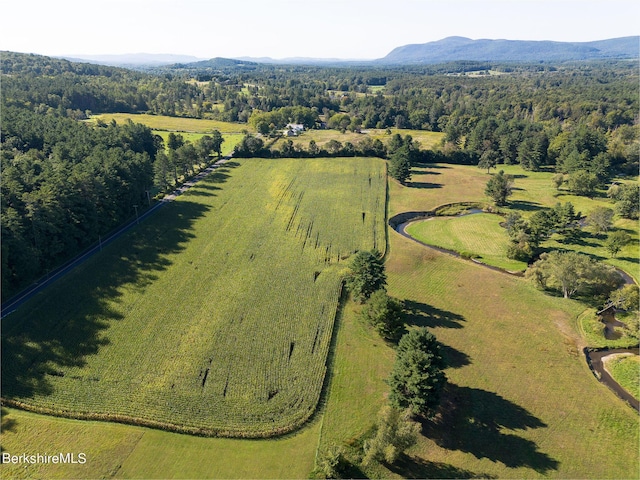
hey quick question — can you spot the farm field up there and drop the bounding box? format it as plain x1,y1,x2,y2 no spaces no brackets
90,113,252,133
405,213,528,271
152,130,244,156
271,128,445,151
0,407,320,479
3,160,637,479
1,158,386,437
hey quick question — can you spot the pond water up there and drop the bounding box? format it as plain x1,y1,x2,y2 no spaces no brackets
601,311,628,341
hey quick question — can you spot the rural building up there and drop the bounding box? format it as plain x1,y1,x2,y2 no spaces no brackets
284,123,304,136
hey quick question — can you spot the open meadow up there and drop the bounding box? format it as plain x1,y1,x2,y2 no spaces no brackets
90,113,253,134
270,128,445,151
405,213,528,271
398,163,638,281
152,130,244,156
2,160,637,479
1,158,386,437
378,164,639,478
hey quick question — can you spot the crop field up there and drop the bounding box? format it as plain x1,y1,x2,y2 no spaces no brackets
0,407,320,479
90,113,252,133
1,157,386,437
405,213,528,271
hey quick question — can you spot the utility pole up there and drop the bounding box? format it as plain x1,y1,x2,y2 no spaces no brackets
133,205,139,224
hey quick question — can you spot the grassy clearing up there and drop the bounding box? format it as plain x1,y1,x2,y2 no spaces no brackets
2,158,386,437
405,213,528,271
0,407,319,479
90,113,251,133
606,355,640,402
152,130,244,156
380,192,639,478
577,309,639,349
393,163,638,281
271,128,444,151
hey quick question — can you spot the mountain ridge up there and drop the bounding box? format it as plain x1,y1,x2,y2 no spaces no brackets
378,36,639,64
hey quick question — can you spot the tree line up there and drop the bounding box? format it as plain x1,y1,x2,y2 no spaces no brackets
1,106,157,300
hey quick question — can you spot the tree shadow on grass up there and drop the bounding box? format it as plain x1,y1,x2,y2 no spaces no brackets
1,195,218,401
508,200,544,212
422,383,559,474
1,407,18,453
440,344,472,369
407,181,443,189
387,453,495,479
403,300,466,329
555,229,600,248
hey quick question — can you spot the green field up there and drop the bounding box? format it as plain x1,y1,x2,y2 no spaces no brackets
1,158,386,437
271,128,445,151
405,213,528,271
606,354,640,402
90,113,252,133
3,160,637,479
394,163,638,282
152,130,244,156
381,165,639,479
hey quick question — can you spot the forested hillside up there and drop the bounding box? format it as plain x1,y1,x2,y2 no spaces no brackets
1,52,638,300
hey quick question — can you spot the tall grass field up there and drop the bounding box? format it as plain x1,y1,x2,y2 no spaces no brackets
1,158,386,437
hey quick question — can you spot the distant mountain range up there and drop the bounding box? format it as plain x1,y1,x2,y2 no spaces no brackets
58,36,639,68
58,53,206,66
378,36,639,64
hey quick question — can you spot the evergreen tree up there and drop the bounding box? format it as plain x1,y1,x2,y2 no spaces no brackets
388,328,447,418
361,289,405,342
389,146,412,184
346,250,386,303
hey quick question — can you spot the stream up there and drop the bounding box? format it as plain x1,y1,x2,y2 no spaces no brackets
390,206,639,412
585,347,639,411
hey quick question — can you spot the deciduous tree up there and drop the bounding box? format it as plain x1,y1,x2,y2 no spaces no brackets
604,230,631,257
362,405,420,466
485,170,513,206
526,251,622,299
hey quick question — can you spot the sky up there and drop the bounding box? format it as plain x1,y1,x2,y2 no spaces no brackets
1,0,638,60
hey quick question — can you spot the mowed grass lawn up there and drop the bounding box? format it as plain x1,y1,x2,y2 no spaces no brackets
380,170,639,478
392,163,639,281
2,158,386,438
90,113,252,133
405,213,528,271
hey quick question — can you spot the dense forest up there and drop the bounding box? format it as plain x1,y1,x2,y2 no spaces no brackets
1,51,638,300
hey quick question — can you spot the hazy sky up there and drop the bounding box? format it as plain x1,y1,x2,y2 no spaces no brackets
2,0,638,59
